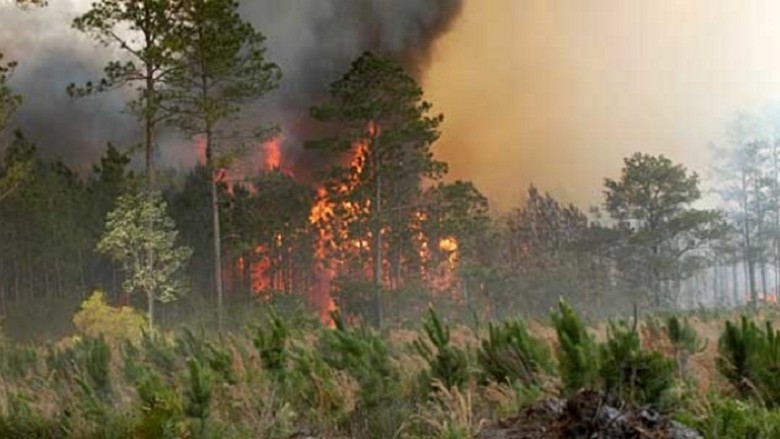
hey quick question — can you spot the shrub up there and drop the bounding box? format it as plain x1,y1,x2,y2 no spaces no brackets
73,291,146,343
717,316,780,406
414,307,470,392
321,313,404,437
139,330,178,377
253,312,289,376
176,328,236,384
666,315,706,378
0,341,38,379
322,313,397,407
476,319,552,386
287,345,353,431
135,370,185,438
0,391,64,438
599,320,676,408
551,300,599,394
685,397,780,439
184,357,213,438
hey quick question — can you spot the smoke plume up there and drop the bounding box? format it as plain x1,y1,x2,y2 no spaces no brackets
0,0,463,173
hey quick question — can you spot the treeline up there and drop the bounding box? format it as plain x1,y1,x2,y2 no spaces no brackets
0,0,749,336
0,134,727,331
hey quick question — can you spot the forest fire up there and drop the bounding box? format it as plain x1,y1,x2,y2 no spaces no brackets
262,137,282,171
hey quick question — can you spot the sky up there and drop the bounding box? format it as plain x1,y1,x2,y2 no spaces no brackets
5,0,780,212
425,0,780,211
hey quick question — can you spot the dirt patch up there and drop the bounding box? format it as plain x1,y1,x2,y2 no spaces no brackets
478,389,700,439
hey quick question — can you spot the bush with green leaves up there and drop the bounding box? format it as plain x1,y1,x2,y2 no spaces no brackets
176,327,236,384
73,335,114,422
0,341,38,379
666,315,706,378
551,300,599,394
135,369,186,438
286,344,351,430
681,397,780,439
72,291,146,343
717,316,780,406
184,357,214,438
253,312,289,376
321,313,404,437
0,391,64,439
414,307,470,392
139,330,178,377
599,320,676,408
476,318,552,386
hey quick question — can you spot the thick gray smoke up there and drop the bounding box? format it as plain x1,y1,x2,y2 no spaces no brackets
0,0,463,172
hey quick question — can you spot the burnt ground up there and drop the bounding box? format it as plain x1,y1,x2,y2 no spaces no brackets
478,390,701,439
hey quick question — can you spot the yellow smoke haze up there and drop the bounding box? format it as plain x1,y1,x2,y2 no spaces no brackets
426,0,780,211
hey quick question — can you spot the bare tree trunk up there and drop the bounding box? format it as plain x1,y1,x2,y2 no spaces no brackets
206,126,224,333
742,170,758,306
733,262,740,307
373,164,383,328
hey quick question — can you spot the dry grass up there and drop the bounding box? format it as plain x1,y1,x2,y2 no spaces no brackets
412,380,484,439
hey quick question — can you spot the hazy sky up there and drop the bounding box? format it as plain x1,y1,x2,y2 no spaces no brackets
426,0,780,211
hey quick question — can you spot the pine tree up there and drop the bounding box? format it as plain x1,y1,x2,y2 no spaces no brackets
551,300,599,394
168,0,281,330
413,307,470,391
71,0,182,187
309,52,445,327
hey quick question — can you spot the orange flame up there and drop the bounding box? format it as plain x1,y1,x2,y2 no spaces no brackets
250,246,271,295
263,138,282,170
322,297,339,328
439,237,459,253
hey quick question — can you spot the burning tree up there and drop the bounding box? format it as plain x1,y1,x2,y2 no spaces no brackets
97,191,192,331
308,52,445,327
167,0,281,331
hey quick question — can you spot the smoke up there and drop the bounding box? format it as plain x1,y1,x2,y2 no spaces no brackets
425,0,780,211
0,0,463,173
0,0,136,170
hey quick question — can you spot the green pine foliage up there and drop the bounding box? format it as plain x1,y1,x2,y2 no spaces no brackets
666,315,706,378
683,397,780,439
253,312,289,375
73,335,113,403
135,369,185,438
177,327,236,384
414,307,470,391
476,318,552,386
321,313,405,437
551,300,599,394
0,341,38,380
184,357,214,438
599,320,676,407
322,313,398,408
717,316,780,406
